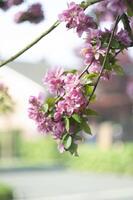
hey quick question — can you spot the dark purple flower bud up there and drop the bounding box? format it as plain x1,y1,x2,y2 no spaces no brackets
27,3,44,23
14,11,27,23
7,0,24,7
0,1,9,11
14,3,44,24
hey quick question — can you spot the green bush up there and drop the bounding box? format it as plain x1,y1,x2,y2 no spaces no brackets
66,143,133,174
1,133,133,175
20,136,66,165
0,183,14,200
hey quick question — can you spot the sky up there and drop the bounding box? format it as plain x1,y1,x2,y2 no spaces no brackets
0,0,83,68
0,0,133,68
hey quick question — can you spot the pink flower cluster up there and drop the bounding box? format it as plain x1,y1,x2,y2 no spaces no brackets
80,27,132,79
29,68,88,153
43,68,64,95
44,69,87,120
58,2,96,37
28,95,65,140
116,29,132,47
28,1,133,155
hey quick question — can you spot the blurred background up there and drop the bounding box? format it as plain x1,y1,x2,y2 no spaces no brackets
0,0,133,199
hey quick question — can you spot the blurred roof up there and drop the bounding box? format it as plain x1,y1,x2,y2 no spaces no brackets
8,60,49,86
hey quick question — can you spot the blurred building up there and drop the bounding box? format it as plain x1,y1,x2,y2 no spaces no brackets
92,53,133,143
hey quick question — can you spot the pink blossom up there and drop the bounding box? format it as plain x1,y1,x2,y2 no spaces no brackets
116,29,132,47
43,68,64,95
58,2,82,26
58,143,65,153
76,12,96,37
56,87,87,117
58,2,96,37
88,61,101,74
81,43,106,64
55,100,67,117
28,96,44,122
63,73,80,92
28,94,53,133
88,62,111,80
52,121,65,139
85,29,102,43
37,115,53,133
65,87,87,112
14,11,26,23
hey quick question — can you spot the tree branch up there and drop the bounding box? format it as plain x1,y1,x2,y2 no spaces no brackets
0,20,60,68
86,15,121,106
79,58,94,78
0,0,104,68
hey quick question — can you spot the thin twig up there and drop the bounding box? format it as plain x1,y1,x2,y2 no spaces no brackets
86,15,121,106
0,0,104,68
122,13,133,46
79,58,94,78
0,20,60,68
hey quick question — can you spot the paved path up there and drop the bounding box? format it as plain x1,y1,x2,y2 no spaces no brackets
0,170,133,200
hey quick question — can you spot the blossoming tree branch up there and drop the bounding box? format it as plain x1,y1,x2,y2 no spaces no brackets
0,0,133,156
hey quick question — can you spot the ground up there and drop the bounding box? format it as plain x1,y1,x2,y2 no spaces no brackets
0,169,133,200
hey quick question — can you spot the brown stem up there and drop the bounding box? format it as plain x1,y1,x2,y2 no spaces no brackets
0,20,60,68
86,15,121,106
79,58,94,79
0,0,104,69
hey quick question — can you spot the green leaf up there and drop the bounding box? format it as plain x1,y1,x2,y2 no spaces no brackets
127,9,133,17
69,143,78,156
82,73,98,85
74,135,83,144
69,118,82,134
42,103,49,113
84,108,98,116
46,97,56,107
112,64,124,75
126,2,133,17
84,85,94,96
104,56,112,70
84,73,98,79
72,114,82,123
111,39,120,49
82,119,92,135
63,135,72,149
64,69,78,74
65,117,70,132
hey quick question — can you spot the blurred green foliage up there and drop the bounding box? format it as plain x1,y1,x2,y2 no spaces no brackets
0,131,133,175
0,183,14,200
20,138,133,174
20,137,64,165
67,144,133,174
